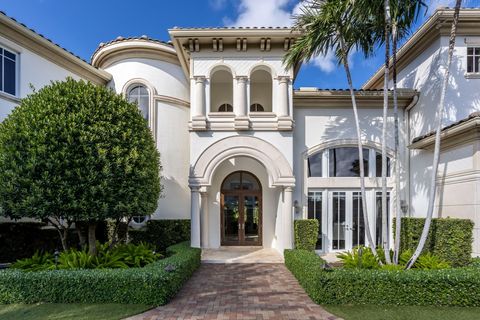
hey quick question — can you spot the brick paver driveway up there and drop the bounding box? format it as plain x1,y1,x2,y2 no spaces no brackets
127,263,340,320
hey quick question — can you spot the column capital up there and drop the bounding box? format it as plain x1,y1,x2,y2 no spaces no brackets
193,76,206,84
189,186,201,192
235,76,248,82
284,186,294,192
277,76,290,83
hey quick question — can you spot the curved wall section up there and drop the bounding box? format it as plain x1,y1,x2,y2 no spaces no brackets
94,39,191,219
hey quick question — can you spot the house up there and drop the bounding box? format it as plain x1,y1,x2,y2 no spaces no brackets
0,8,479,256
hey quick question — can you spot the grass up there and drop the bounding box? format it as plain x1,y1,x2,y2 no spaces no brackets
324,305,480,320
0,303,151,320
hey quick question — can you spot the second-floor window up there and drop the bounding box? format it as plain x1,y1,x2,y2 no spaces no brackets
127,85,149,121
467,47,480,73
1,47,17,96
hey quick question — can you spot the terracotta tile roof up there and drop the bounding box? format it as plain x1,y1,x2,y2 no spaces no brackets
91,35,173,61
411,111,480,143
170,26,292,30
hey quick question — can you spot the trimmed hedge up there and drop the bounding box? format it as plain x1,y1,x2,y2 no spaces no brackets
128,219,190,253
294,219,319,251
396,217,473,267
0,242,200,305
285,249,480,306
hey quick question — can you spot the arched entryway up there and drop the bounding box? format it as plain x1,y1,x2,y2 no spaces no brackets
221,171,262,246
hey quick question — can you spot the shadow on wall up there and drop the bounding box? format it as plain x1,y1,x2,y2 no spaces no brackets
154,175,190,219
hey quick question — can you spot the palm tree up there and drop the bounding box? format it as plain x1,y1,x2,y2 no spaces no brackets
284,0,378,255
406,0,463,269
354,0,425,265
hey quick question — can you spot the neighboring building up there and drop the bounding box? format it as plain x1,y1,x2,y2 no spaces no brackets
0,8,479,256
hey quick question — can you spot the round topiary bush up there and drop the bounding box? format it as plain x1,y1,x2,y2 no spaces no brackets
0,78,161,253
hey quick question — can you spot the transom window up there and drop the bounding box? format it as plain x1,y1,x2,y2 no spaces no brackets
222,171,260,191
218,103,233,112
467,47,480,73
307,147,391,178
1,47,17,96
250,103,265,112
127,85,149,120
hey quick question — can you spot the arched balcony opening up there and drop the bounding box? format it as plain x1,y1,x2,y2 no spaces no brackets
210,69,233,113
249,69,272,112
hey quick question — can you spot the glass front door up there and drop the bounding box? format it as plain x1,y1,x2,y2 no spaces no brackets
329,190,366,251
221,171,262,246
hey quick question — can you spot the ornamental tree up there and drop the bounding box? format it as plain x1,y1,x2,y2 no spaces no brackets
0,78,161,255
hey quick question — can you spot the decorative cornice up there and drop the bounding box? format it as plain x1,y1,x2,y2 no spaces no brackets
293,88,418,108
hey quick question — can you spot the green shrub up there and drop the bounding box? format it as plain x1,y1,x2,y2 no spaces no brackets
128,220,190,253
337,247,381,269
395,217,473,267
294,219,319,251
416,252,450,270
285,249,480,306
12,242,161,271
0,242,200,305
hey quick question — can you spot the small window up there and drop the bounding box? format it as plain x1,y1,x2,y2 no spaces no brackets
218,103,233,112
307,152,322,177
467,47,480,73
250,103,264,112
375,152,391,177
1,47,17,96
329,147,369,177
127,85,149,120
132,216,148,224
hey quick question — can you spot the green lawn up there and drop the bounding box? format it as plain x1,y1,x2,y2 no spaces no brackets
0,303,151,320
324,305,480,320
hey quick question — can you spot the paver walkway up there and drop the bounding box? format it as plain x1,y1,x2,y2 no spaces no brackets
127,263,340,320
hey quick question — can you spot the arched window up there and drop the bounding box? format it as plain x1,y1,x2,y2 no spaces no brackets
307,147,391,177
127,85,149,121
210,68,233,113
218,103,233,112
250,103,264,112
250,69,272,112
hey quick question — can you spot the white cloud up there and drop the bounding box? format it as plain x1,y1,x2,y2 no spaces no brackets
225,0,294,27
209,0,227,11
311,52,336,73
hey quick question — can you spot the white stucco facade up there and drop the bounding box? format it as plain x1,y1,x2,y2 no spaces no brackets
2,8,480,256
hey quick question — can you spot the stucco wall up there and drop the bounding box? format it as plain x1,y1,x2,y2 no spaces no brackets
0,35,82,120
104,57,190,219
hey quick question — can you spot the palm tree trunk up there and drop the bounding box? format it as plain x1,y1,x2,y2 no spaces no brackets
391,23,402,265
382,0,392,264
339,34,377,256
406,0,462,269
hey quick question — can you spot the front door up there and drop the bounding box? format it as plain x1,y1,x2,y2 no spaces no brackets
221,171,262,246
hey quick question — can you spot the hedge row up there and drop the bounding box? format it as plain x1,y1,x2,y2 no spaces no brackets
396,217,473,267
0,242,200,305
285,249,480,306
128,219,190,253
294,219,319,251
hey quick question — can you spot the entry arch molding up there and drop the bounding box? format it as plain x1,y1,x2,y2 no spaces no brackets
189,135,295,188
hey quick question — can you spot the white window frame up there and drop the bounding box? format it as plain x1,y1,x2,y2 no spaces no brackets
0,44,19,98
467,46,480,75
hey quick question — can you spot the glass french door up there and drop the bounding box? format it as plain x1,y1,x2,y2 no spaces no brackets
329,191,366,251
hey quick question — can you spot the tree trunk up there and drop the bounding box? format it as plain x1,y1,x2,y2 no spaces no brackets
48,217,70,251
406,0,462,269
382,0,392,264
76,221,87,250
339,34,377,257
88,222,97,256
391,23,402,265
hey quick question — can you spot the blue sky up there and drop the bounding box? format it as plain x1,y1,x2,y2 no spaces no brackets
2,0,478,88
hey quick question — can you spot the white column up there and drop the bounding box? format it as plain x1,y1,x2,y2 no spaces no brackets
200,191,209,248
283,186,294,250
193,76,205,117
234,76,249,130
190,187,201,248
277,76,290,117
191,76,207,130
